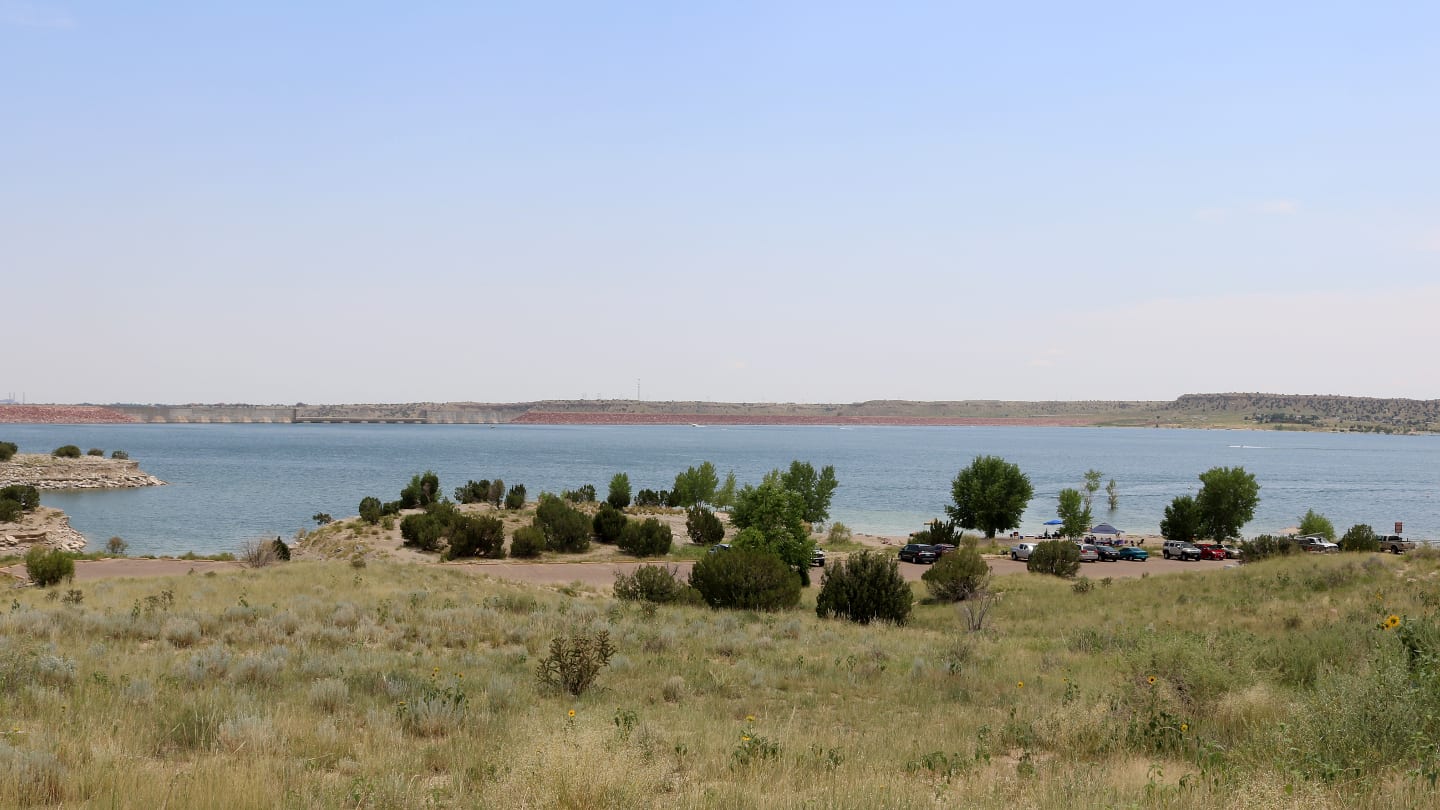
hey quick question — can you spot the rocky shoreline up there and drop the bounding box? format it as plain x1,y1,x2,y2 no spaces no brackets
0,506,88,554
0,455,167,490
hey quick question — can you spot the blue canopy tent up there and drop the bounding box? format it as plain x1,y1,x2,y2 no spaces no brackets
1091,523,1121,535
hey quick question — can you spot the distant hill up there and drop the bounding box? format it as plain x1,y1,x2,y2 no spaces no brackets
7,395,1436,433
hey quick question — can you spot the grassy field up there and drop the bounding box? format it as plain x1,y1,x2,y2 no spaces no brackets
3,552,1440,808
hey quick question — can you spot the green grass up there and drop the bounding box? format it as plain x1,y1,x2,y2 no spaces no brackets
2,553,1438,807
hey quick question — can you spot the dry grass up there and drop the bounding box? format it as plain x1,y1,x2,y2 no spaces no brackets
0,553,1438,807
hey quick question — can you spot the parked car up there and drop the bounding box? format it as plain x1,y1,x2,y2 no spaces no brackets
1009,542,1037,562
1162,540,1202,561
707,543,732,554
1376,535,1416,554
1077,544,1100,563
1095,544,1122,562
1196,544,1228,561
1220,543,1244,559
931,543,957,557
1296,535,1339,554
899,544,939,564
1117,546,1149,561
810,548,826,567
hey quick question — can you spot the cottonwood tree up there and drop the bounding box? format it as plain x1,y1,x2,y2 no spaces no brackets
1082,469,1103,510
946,455,1034,539
1105,479,1119,510
1297,508,1335,540
1196,466,1261,541
780,461,839,525
730,478,816,585
1056,488,1091,540
1160,495,1202,542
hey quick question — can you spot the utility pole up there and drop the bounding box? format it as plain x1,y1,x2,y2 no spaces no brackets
635,379,641,401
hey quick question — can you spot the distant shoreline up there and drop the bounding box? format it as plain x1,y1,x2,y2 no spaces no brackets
3,393,1436,433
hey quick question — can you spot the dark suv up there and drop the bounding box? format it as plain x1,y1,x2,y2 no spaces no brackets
898,544,939,564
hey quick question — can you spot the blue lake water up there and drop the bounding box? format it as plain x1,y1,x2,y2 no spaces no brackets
3,424,1436,555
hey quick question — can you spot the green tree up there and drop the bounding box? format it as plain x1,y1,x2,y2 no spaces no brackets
815,550,913,625
504,484,526,510
400,471,440,509
53,445,82,459
607,473,632,509
671,462,719,507
946,455,1034,539
911,518,963,546
445,514,507,560
1159,495,1202,543
509,525,545,558
533,495,591,553
713,471,738,509
592,503,628,544
24,546,74,587
1195,466,1261,541
487,478,505,507
1056,488,1092,540
454,480,490,504
0,441,17,462
685,504,725,545
1339,523,1380,553
730,478,816,585
1105,479,1119,510
1,485,40,512
358,496,383,525
1297,508,1336,540
1082,469,1103,510
780,461,840,524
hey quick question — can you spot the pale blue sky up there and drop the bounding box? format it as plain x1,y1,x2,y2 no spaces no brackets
4,1,1437,404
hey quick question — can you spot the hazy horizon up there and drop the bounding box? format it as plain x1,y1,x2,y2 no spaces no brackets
5,2,1437,404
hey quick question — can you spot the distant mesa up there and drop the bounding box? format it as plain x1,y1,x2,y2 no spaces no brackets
2,394,1436,433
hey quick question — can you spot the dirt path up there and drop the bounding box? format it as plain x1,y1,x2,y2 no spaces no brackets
2,558,242,583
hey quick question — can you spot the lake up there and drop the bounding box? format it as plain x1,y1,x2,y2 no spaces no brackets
2,424,1436,555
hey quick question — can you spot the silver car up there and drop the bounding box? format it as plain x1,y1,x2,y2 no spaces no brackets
1010,542,1037,561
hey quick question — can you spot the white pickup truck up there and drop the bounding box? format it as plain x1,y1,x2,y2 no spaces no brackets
1295,535,1339,553
1376,535,1417,554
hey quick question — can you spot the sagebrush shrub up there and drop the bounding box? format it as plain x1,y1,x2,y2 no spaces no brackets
1027,540,1080,578
689,549,800,611
24,546,74,587
162,618,202,647
105,536,129,555
815,550,914,625
535,630,616,696
922,542,990,601
1242,534,1297,562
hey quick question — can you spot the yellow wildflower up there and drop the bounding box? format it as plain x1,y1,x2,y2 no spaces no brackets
568,709,576,718
1017,681,1024,689
1180,723,1188,733
745,715,755,723
1147,676,1157,685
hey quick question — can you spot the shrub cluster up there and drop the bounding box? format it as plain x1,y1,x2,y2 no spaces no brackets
504,484,527,510
533,495,591,553
815,550,913,625
1241,534,1298,562
445,514,506,560
592,503,627,544
272,537,292,561
618,517,673,557
0,441,17,461
922,542,990,601
110,449,129,460
562,484,596,503
689,549,800,610
358,496,384,525
509,525,545,558
685,505,725,545
634,489,665,507
0,485,40,523
86,448,104,456
1027,540,1080,578
1339,524,1380,553
607,473,631,509
52,445,82,459
399,471,441,509
613,564,695,603
25,546,75,587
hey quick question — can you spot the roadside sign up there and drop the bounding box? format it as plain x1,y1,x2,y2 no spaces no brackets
1395,522,1404,534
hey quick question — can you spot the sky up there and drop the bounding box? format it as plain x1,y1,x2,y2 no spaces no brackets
3,1,1438,405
